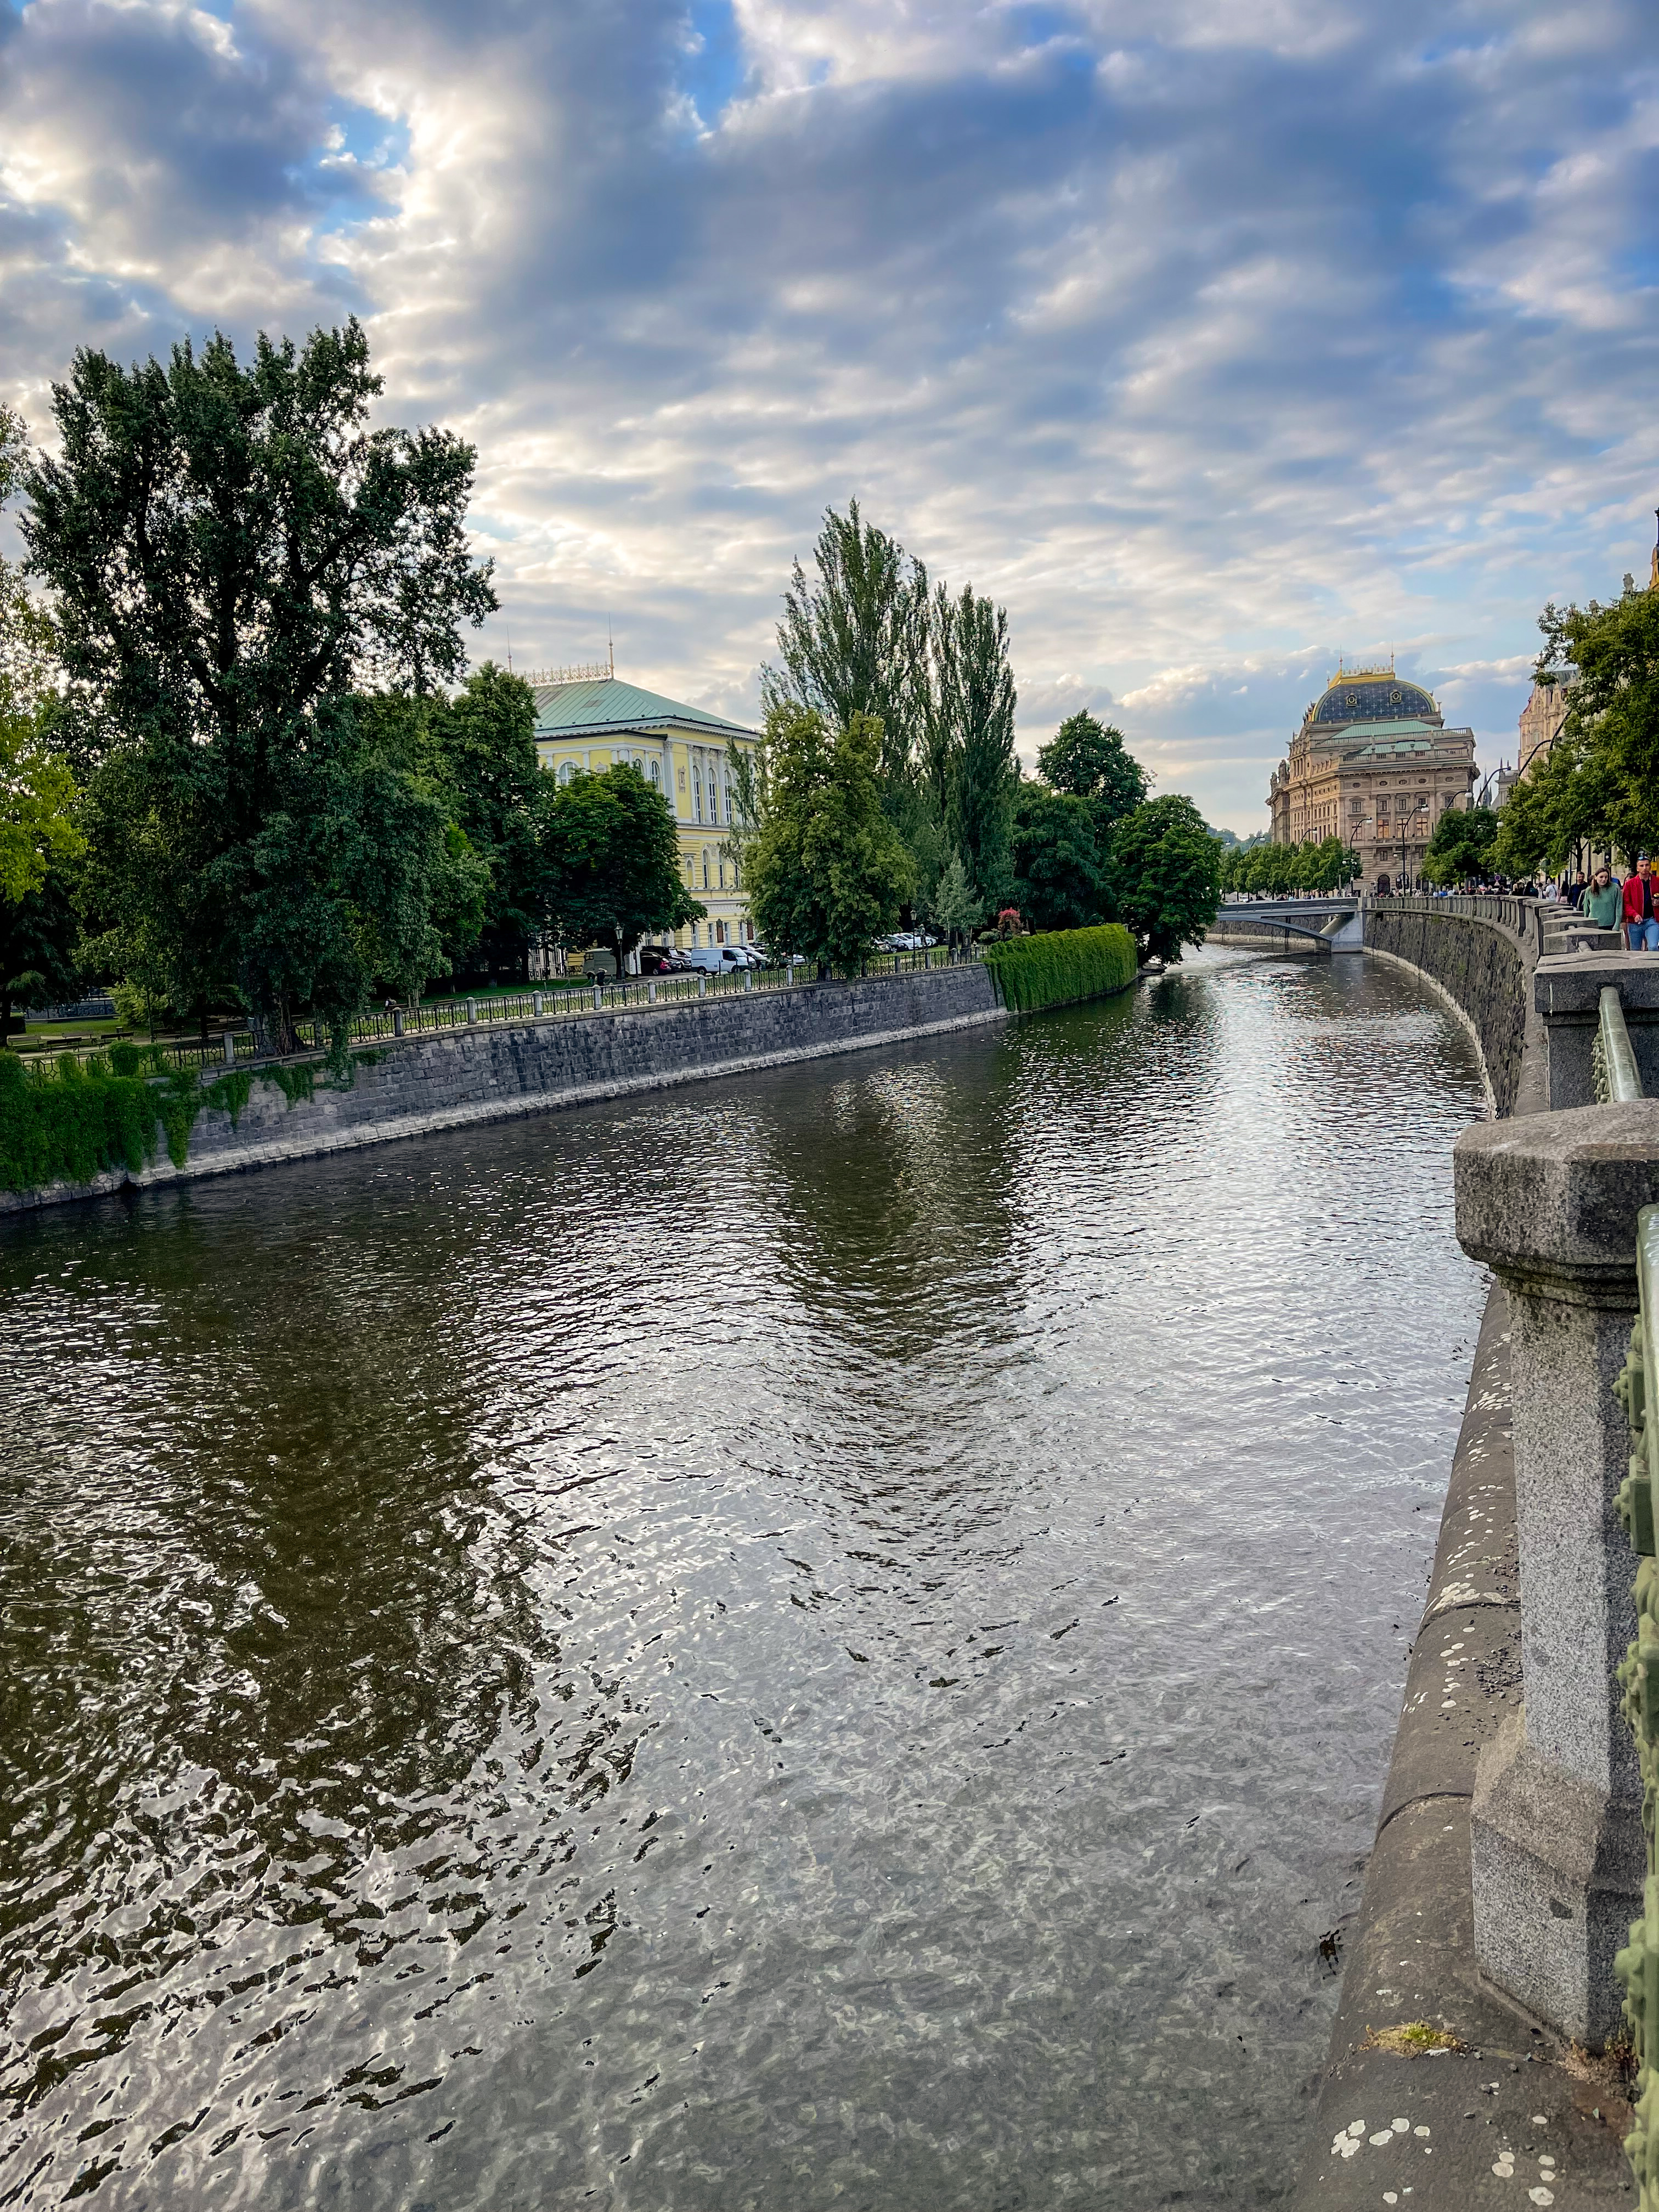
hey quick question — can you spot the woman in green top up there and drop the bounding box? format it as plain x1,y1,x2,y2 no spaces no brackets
1584,865,1623,930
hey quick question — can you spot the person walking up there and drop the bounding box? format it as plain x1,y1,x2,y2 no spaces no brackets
1584,864,1623,932
1624,854,1659,950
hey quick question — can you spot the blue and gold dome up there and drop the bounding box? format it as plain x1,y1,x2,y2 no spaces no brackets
1304,662,1437,730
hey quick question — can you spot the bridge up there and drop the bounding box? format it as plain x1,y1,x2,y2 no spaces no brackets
1209,897,1363,953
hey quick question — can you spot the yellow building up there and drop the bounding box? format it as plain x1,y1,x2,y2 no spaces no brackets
526,662,760,961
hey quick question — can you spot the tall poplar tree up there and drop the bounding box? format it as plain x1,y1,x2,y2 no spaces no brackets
940,584,1017,910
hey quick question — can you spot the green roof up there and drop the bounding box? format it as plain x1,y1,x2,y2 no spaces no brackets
531,676,755,743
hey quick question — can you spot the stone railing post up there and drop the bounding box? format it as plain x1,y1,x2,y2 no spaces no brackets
1455,1102,1659,2042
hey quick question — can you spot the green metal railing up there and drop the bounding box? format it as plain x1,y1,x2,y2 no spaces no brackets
19,944,969,1074
1597,989,1646,1104
1615,1209,1659,2204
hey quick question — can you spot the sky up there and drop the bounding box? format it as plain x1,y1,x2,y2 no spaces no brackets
2,1,1656,833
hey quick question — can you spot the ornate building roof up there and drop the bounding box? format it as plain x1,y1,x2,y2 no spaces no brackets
1302,662,1440,732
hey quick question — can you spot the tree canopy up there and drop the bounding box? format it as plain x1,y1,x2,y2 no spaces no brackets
1111,794,1222,962
1492,580,1659,874
540,763,703,974
1422,803,1499,886
1220,833,1358,895
1011,786,1109,933
764,503,1017,929
22,320,495,1046
743,704,913,973
0,404,81,908
1036,712,1149,827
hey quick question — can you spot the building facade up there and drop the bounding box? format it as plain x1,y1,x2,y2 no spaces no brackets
1267,662,1477,883
526,664,760,960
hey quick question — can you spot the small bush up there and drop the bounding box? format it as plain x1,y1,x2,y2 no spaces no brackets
981,923,1137,1013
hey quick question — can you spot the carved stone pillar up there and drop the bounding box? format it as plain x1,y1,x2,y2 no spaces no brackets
1455,1102,1659,2043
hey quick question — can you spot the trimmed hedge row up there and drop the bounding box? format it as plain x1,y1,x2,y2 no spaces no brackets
981,923,1138,1013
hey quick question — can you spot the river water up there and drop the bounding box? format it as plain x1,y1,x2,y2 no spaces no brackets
0,949,1491,2211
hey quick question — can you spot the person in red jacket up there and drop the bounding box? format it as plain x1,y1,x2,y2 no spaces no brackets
1624,855,1659,950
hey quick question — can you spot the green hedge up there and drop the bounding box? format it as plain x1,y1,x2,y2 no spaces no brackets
981,923,1138,1012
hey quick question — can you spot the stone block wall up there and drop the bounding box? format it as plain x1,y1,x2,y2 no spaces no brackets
1363,906,1531,1117
2,964,1006,1213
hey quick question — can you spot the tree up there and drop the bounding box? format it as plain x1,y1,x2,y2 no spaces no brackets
0,873,81,1039
940,583,1017,910
1036,712,1149,828
540,763,702,975
1423,804,1499,886
22,320,495,1048
433,663,544,977
0,404,82,912
1111,795,1222,962
1493,579,1659,872
1011,785,1108,933
928,851,982,941
761,500,930,795
744,704,913,973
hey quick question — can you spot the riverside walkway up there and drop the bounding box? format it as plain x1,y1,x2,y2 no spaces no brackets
1292,895,1652,2211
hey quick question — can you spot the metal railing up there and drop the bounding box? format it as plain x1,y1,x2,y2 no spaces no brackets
1614,1209,1659,2205
1595,988,1646,1104
16,945,970,1074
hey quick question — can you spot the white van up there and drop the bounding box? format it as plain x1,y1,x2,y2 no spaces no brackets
684,944,759,974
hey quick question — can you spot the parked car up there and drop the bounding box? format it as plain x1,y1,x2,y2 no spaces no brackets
637,946,692,974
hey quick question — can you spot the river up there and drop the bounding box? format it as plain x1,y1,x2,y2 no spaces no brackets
0,947,1491,2210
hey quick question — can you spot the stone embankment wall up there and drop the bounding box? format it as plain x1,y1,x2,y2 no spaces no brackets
2,964,1005,1214
1362,905,1534,1116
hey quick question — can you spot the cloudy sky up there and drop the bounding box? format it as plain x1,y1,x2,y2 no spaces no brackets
2,0,1656,830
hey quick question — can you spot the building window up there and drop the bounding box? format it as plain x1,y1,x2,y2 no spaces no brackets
715,921,726,946
650,759,661,786
558,761,575,786
702,851,710,889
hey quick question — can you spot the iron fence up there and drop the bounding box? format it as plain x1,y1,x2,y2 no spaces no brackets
17,944,970,1075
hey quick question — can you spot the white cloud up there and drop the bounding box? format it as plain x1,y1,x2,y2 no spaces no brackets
1,0,1656,833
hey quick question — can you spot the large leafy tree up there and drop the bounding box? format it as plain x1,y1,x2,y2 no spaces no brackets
744,704,913,974
1011,785,1109,932
540,763,703,975
1111,794,1222,961
0,875,81,1039
1422,803,1499,886
1037,712,1149,830
1490,579,1659,875
22,320,495,1048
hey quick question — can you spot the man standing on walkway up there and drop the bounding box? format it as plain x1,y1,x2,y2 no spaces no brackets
1624,854,1659,949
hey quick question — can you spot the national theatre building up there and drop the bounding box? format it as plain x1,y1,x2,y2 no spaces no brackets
1266,663,1477,883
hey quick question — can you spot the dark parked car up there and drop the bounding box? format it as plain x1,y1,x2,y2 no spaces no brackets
638,946,692,975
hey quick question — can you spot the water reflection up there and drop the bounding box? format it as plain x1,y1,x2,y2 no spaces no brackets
0,950,1488,2209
